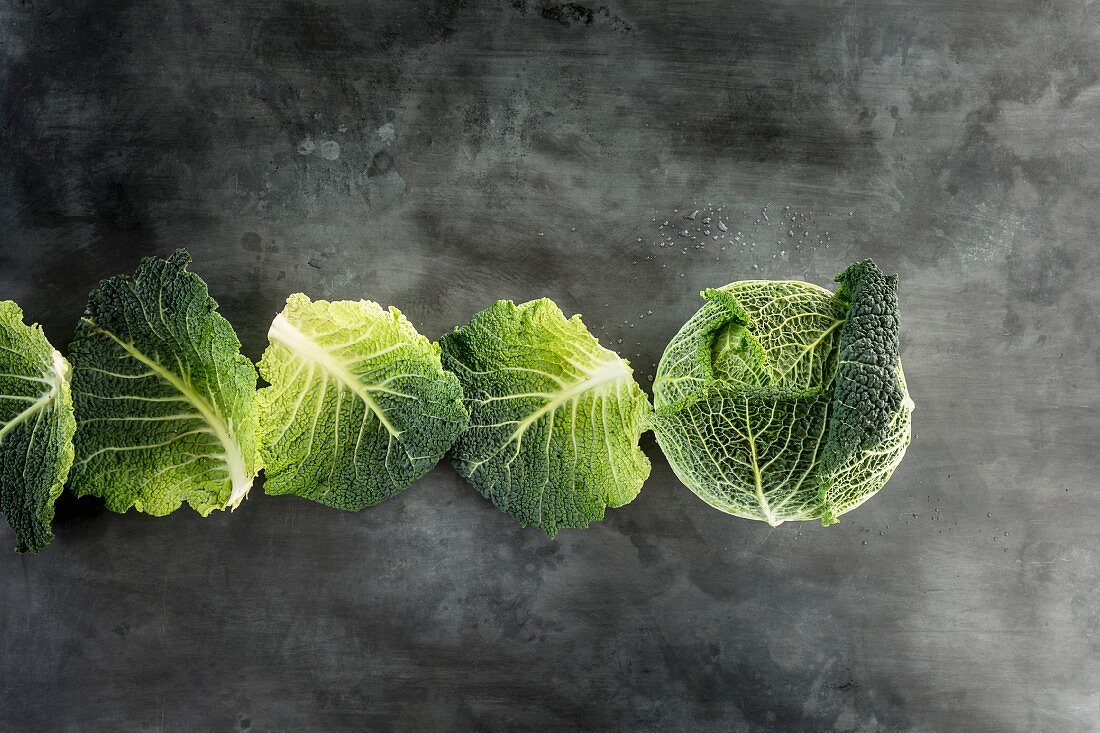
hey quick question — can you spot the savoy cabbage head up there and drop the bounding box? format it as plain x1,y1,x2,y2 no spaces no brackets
651,259,913,526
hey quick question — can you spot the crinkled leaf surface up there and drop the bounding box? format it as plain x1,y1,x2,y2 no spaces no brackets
256,294,468,510
0,302,76,553
68,250,260,516
440,298,651,537
817,260,912,522
652,260,913,525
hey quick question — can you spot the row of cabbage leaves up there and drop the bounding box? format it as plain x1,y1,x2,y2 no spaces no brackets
0,250,912,553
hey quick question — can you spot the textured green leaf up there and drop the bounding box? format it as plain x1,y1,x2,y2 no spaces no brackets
817,259,912,524
821,261,905,458
0,302,76,553
256,294,468,510
68,250,261,516
652,261,913,525
440,299,651,537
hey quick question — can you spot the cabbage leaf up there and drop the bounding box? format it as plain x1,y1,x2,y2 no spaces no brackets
256,294,468,510
68,250,261,515
440,299,651,537
0,302,76,553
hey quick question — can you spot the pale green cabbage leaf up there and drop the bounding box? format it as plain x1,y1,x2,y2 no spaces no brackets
256,294,468,510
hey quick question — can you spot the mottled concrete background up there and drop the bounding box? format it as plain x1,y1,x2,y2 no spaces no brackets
1,1,1097,731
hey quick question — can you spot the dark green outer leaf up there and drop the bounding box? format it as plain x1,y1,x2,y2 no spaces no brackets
68,250,260,516
0,302,76,553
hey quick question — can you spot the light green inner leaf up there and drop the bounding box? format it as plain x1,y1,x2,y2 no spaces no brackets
256,294,468,510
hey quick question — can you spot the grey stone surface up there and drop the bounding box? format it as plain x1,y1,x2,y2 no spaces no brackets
1,1,1097,731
